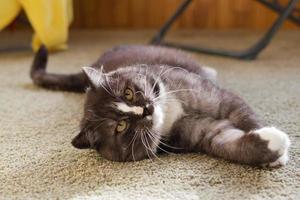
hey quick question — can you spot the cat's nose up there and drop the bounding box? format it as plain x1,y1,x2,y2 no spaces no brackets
143,104,154,117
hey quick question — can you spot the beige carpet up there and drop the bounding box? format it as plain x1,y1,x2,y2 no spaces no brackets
0,30,299,200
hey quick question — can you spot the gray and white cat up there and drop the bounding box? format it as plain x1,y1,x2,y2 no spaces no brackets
31,45,290,167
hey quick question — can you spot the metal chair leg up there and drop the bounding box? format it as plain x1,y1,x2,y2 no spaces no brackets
150,0,193,45
150,0,299,60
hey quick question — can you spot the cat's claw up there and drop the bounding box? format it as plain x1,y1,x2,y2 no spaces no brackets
254,127,290,167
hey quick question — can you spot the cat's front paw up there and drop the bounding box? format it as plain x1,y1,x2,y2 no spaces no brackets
254,127,290,167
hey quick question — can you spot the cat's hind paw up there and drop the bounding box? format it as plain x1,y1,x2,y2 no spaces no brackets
268,150,289,167
254,127,290,167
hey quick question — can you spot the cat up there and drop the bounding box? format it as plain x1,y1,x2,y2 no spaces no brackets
30,45,290,167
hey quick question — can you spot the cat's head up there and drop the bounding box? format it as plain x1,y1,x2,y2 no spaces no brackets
71,65,165,161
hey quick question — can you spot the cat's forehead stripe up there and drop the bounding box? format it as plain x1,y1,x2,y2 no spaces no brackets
115,102,143,115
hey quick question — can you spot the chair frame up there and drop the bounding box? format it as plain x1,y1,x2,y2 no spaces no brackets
150,0,300,60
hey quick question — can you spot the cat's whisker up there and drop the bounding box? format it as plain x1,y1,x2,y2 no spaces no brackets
150,66,189,95
142,130,165,163
135,66,147,96
172,80,184,91
98,81,114,96
144,136,163,163
149,133,174,149
131,130,139,162
150,66,165,96
151,98,187,108
153,90,160,98
145,130,173,155
146,128,183,150
146,131,173,154
98,67,115,96
151,89,193,103
141,131,154,162
152,88,195,101
152,97,186,105
104,77,115,95
125,129,138,149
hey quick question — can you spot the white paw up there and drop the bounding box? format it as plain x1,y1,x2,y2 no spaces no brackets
268,150,289,167
254,127,290,167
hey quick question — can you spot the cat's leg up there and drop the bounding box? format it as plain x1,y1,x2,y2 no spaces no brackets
218,89,290,166
168,115,290,167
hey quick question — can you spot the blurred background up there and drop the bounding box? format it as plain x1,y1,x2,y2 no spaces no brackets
71,0,299,29
1,0,299,54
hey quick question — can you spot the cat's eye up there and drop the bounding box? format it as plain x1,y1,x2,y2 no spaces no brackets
124,88,134,101
116,120,127,133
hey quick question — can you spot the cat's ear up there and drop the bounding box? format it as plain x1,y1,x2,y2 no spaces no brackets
82,66,104,89
71,130,91,149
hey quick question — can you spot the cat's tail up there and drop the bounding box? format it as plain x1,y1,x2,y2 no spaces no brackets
30,45,87,92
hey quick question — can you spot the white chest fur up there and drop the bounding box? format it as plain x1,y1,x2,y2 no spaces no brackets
153,83,184,135
162,97,184,134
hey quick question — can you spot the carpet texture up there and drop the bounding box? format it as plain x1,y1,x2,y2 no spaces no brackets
0,30,299,200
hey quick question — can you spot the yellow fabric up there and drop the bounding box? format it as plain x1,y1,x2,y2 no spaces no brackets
0,0,73,51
